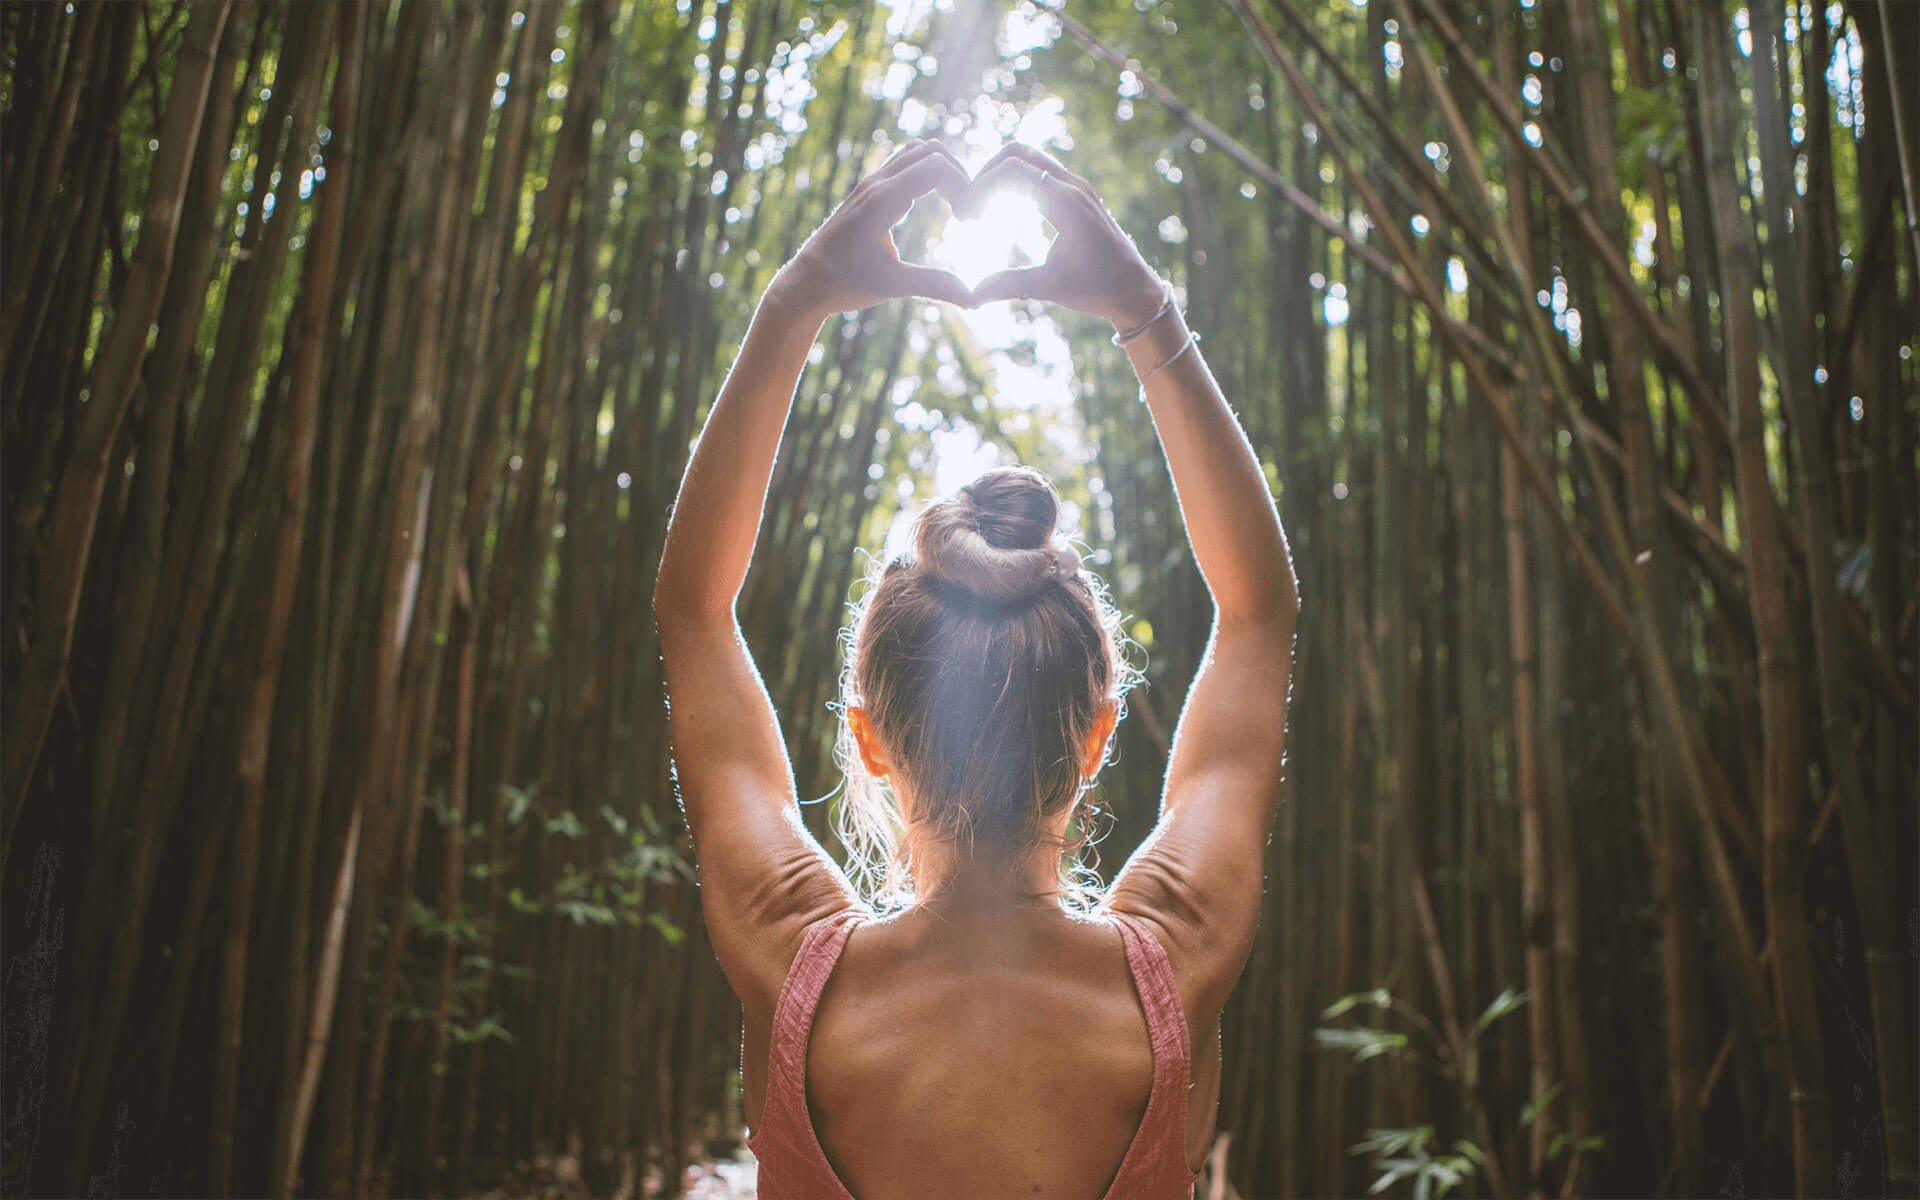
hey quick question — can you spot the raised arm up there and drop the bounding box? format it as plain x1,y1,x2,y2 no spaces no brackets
652,139,972,1014
972,144,1300,1018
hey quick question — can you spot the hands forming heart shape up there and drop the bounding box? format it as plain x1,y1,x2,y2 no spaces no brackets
774,139,1168,331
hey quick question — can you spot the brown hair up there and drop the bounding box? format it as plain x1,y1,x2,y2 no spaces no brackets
831,465,1144,913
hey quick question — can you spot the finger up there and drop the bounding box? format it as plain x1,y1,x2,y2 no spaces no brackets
868,137,937,181
1003,145,1116,229
912,138,966,171
1001,142,1099,198
969,264,1059,306
910,141,975,210
973,140,1031,175
919,140,972,195
959,143,1031,217
848,139,935,203
968,155,1046,202
890,263,974,308
967,155,1082,226
978,141,1096,203
863,152,974,224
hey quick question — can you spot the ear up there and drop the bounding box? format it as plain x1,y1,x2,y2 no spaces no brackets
848,705,891,779
1079,699,1120,780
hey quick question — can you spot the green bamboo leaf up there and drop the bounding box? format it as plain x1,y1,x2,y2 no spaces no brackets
1520,1082,1562,1127
1472,987,1528,1038
1314,1026,1409,1063
1321,987,1392,1020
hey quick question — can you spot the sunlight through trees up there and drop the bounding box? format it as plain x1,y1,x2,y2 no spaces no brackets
1,1,1913,1196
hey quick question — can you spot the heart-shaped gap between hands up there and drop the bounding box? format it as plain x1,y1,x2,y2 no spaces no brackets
919,186,1054,293
818,139,1157,322
883,151,1058,299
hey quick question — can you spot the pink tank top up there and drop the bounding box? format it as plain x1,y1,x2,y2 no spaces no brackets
746,907,1202,1200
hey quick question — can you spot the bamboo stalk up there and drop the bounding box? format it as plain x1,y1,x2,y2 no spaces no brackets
2,0,233,852
1690,6,1831,1192
210,5,353,1192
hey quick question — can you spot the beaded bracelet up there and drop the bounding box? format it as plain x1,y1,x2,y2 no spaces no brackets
1110,281,1176,346
1138,331,1201,395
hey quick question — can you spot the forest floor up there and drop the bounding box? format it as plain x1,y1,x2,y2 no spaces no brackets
468,1150,757,1199
680,1156,759,1197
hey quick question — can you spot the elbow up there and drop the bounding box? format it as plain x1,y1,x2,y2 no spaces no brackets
1216,579,1300,635
652,525,741,627
652,587,735,630
651,546,729,628
1210,550,1301,631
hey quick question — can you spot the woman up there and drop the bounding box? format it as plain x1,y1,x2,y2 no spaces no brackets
653,138,1299,1200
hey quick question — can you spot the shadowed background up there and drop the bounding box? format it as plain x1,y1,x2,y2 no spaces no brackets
2,1,1915,1197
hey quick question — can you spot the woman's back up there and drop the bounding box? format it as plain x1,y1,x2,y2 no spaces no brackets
746,907,1218,1200
655,140,1296,1200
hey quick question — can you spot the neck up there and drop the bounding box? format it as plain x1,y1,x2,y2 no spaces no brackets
908,836,1062,918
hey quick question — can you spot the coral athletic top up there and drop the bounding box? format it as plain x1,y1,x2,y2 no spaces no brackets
747,907,1203,1200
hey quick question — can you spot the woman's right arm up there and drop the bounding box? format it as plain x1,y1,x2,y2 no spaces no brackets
971,145,1300,1019
1108,286,1299,1017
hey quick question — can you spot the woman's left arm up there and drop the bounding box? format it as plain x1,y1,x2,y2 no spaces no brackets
652,139,971,1013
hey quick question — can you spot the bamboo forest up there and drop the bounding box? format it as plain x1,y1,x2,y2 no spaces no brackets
1,0,1914,1196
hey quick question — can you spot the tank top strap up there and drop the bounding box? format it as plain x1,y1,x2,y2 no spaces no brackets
1112,911,1191,1111
761,908,866,1134
1106,910,1201,1198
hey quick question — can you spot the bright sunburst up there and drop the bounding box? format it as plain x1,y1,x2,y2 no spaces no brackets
875,0,1097,560
923,190,1051,291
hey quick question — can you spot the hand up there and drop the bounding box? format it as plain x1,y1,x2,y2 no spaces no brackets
965,144,1167,329
772,139,975,319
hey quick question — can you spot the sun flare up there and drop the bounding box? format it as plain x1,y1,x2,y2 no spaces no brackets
923,190,1051,291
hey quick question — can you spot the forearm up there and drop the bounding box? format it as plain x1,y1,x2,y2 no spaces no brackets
653,272,829,624
1122,302,1299,624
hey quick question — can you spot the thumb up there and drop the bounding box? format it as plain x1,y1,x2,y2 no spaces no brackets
969,265,1056,306
892,263,974,307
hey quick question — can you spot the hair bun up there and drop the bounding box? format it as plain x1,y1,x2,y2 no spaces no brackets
914,466,1080,605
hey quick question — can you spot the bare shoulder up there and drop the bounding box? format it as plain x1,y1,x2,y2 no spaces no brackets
1101,832,1264,1033
711,873,868,1026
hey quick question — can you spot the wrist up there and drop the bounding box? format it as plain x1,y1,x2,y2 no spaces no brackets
764,261,833,328
1119,301,1193,375
1107,272,1171,332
